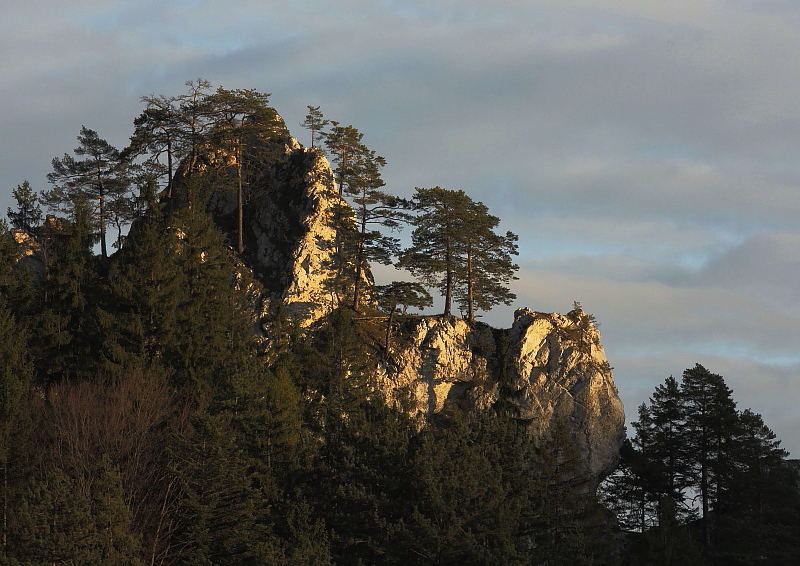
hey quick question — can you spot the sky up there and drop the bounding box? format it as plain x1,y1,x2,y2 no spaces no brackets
2,0,800,456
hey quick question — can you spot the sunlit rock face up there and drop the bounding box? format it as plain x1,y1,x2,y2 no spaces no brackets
374,315,496,416
505,308,626,479
374,308,626,480
170,129,626,481
245,145,344,326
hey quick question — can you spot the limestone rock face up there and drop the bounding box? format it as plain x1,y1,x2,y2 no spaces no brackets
375,309,626,479
374,316,495,416
505,308,626,479
245,145,343,326
171,128,626,480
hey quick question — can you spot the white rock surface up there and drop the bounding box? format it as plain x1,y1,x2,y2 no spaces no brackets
374,309,625,479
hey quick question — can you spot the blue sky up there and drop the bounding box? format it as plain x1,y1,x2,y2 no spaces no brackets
3,0,800,455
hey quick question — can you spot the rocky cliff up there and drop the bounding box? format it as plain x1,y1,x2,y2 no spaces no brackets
199,130,626,480
373,309,625,479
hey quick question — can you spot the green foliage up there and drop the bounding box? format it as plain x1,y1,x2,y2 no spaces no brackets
98,203,185,372
0,302,31,455
5,469,99,565
398,186,518,321
375,281,433,350
30,199,102,383
631,497,704,566
169,205,261,400
6,81,800,566
321,121,409,309
204,86,288,253
406,410,536,565
608,363,800,564
7,181,42,233
44,127,132,260
301,105,329,148
530,418,612,565
91,456,143,566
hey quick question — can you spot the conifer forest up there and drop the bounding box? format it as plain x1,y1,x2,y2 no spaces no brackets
1,81,799,565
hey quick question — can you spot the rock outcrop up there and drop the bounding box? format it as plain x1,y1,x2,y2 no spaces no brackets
374,309,625,479
245,144,344,325
505,308,625,479
176,119,626,480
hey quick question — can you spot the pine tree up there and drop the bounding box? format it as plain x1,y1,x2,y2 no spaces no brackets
205,87,288,253
398,187,519,321
453,198,518,323
680,363,738,551
44,126,132,261
345,154,409,311
375,281,432,350
126,96,185,199
323,122,366,198
175,79,215,193
301,105,329,149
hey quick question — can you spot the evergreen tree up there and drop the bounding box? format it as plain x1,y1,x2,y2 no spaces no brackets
345,153,409,310
405,410,536,566
453,198,518,323
7,469,99,565
375,281,432,350
126,95,184,199
7,181,42,233
98,197,185,372
0,219,36,323
398,187,471,317
398,187,519,320
712,409,800,565
44,126,132,261
0,303,29,452
175,78,215,192
167,413,282,566
630,375,693,527
168,204,261,400
679,363,738,551
205,87,287,253
31,199,101,383
301,105,329,149
309,394,414,565
321,121,405,307
90,455,143,566
529,418,608,566
599,439,659,534
633,496,704,566
0,301,32,563
322,122,366,198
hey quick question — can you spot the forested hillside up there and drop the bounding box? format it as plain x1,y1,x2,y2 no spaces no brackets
1,81,798,565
